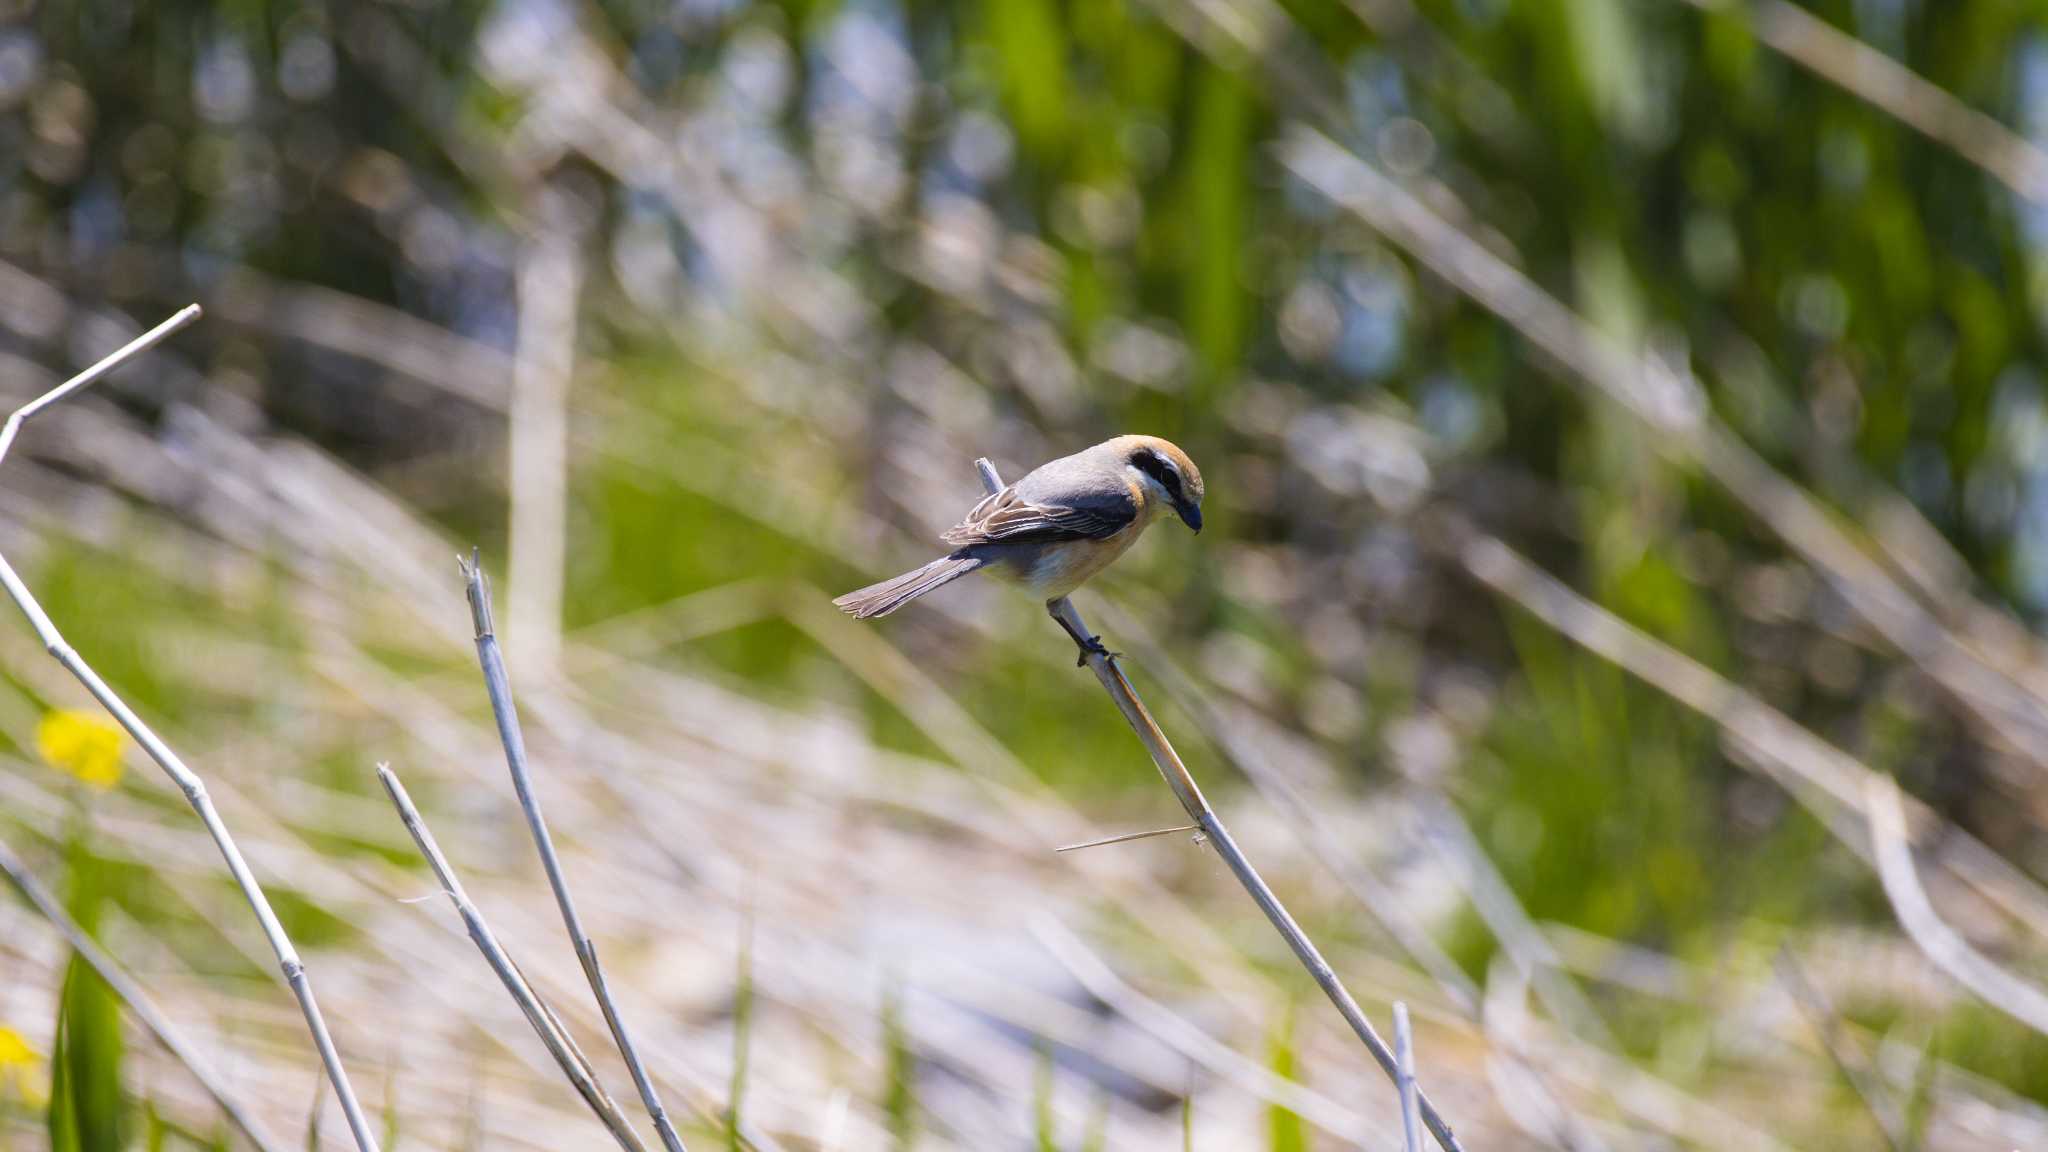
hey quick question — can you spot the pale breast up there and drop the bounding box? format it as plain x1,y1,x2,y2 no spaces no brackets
970,472,1168,600
1017,521,1146,599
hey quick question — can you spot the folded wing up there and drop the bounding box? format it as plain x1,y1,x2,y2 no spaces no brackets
940,484,1136,546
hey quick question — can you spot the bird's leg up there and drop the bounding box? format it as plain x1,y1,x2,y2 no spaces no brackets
1048,600,1120,667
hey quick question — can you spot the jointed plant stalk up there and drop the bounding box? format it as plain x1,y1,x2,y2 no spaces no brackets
377,764,651,1151
0,833,290,1152
0,306,383,1152
972,458,1465,1152
1394,1002,1422,1152
460,555,691,1152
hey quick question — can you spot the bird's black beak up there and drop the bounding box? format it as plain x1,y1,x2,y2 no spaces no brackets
1176,501,1203,534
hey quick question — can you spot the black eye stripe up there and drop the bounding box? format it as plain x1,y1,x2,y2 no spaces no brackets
1133,449,1183,500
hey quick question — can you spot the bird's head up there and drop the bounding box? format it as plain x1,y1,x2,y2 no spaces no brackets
1122,436,1205,533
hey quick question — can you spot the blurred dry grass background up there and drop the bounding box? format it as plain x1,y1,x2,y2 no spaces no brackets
9,0,2048,1148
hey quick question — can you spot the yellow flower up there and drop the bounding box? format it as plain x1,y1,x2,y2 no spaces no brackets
35,709,125,791
0,1024,40,1100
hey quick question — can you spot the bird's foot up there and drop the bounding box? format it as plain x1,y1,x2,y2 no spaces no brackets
1067,629,1121,666
1049,603,1121,665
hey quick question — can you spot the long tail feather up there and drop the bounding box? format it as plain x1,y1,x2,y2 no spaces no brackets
832,554,985,619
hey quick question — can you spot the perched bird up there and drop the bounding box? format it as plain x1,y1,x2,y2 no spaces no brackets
834,435,1204,658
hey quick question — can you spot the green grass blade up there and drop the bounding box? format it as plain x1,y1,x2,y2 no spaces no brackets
50,843,123,1152
48,1007,77,1152
728,921,754,1152
381,1069,400,1150
1265,1004,1305,1152
143,1100,165,1152
1902,1026,1940,1152
883,984,917,1151
304,1075,322,1152
1033,1042,1057,1152
52,947,124,1152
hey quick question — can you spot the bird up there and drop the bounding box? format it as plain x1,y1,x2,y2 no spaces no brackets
834,435,1205,661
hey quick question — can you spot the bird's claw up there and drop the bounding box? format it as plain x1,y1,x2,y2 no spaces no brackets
1048,604,1121,665
1074,635,1121,666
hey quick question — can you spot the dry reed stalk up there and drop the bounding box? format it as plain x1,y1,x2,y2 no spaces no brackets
1108,628,1483,1012
0,832,291,1152
1865,773,2048,1037
377,763,653,1150
0,305,382,1151
1394,1002,1422,1152
507,192,581,675
460,555,691,1152
972,457,1466,1152
1078,606,1626,1143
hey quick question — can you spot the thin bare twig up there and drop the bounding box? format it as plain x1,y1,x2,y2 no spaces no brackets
1865,774,2048,1038
376,764,651,1151
1053,825,1198,853
460,555,691,1152
975,457,1465,1152
1112,640,1481,1016
0,305,381,1152
0,833,290,1152
1089,608,1613,1148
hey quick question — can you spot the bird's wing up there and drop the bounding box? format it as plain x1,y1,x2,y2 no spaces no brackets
940,483,1136,546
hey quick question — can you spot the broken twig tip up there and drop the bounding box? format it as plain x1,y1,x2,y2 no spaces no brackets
462,552,495,638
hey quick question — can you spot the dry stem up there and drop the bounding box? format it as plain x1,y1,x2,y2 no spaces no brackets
377,763,651,1150
974,456,1465,1152
460,555,690,1151
1866,774,2048,1037
0,832,290,1152
1394,1001,1423,1152
0,305,381,1151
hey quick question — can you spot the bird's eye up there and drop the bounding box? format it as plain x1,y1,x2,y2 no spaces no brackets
1132,449,1183,499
